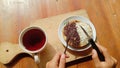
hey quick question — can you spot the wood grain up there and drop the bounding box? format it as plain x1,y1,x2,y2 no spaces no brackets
0,42,32,64
0,0,120,68
30,10,92,68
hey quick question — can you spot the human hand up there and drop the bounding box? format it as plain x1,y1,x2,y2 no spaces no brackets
92,44,117,68
46,52,69,68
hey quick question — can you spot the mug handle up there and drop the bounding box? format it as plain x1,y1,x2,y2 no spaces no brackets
34,53,41,67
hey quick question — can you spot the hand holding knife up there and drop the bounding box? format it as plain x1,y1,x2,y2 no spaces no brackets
80,26,105,61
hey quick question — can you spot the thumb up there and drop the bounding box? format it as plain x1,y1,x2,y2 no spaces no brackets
59,54,66,68
92,49,100,63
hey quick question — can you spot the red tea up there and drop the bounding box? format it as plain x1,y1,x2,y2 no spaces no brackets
22,29,46,51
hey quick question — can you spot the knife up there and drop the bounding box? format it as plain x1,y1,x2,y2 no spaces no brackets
80,26,105,61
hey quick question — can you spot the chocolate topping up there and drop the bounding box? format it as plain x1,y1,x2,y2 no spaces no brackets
63,21,80,48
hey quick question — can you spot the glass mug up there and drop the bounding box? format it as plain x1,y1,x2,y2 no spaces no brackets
19,26,47,67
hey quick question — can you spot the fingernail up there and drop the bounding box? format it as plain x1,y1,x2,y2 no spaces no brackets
61,54,65,59
92,49,97,58
92,49,95,54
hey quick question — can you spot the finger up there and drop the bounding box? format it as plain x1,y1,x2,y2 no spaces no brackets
92,49,100,63
96,43,105,52
46,62,50,68
111,56,117,65
52,52,61,64
65,54,69,58
96,43,111,61
59,54,66,68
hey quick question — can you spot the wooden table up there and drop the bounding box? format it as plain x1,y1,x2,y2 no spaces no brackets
0,0,120,68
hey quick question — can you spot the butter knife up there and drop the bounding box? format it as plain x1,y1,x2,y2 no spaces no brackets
80,26,105,61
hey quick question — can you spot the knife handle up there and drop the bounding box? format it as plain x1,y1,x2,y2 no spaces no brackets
89,39,105,61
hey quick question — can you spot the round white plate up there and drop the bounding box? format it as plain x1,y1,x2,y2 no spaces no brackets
58,16,96,52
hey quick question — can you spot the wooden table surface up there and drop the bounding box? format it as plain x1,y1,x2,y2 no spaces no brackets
0,0,120,68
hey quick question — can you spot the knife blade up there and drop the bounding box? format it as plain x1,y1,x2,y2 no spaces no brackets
80,26,105,61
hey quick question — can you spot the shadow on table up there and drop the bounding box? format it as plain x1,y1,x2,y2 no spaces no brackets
65,46,93,67
5,53,33,68
5,42,56,68
5,42,93,68
66,55,92,67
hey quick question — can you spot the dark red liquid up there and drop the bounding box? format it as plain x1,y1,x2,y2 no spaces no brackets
22,29,46,51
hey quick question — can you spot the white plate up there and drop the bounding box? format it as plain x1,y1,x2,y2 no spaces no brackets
58,16,96,52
